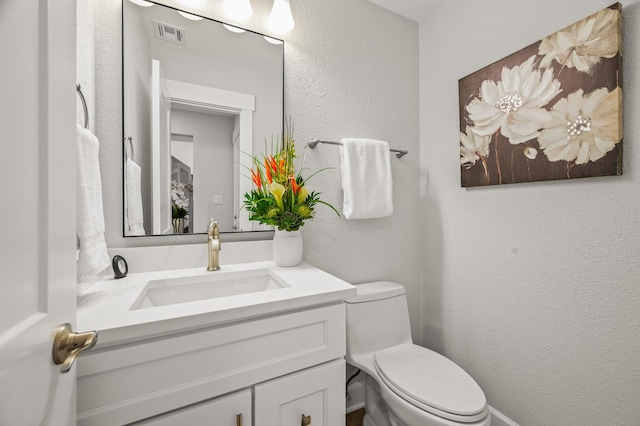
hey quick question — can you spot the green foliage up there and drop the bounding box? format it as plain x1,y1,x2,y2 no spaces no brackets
243,123,339,232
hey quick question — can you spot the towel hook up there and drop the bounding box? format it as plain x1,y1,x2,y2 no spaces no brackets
76,82,89,129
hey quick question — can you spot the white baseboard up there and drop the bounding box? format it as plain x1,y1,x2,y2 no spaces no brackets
489,405,519,426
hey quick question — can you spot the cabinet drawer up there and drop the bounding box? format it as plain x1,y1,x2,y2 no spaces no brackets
131,389,251,426
254,359,345,426
77,304,345,426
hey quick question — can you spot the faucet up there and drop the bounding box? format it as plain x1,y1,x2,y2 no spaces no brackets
207,219,221,271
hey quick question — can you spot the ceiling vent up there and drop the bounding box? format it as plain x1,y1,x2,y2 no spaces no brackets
152,20,186,45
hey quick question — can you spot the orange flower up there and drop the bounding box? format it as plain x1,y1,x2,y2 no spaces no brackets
251,168,262,187
268,156,278,173
290,176,300,194
264,159,273,183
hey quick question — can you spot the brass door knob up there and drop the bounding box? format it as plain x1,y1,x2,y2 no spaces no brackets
301,414,311,426
51,323,98,373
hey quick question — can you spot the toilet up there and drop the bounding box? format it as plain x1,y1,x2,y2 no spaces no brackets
344,281,491,426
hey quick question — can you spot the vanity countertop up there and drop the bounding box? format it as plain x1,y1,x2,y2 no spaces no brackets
77,261,356,349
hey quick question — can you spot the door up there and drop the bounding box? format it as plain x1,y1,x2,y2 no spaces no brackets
232,116,240,231
254,359,346,426
151,59,172,234
0,0,79,425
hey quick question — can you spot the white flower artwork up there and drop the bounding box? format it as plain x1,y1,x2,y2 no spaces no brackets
458,3,622,187
538,7,621,73
538,87,622,165
466,56,562,144
460,126,491,169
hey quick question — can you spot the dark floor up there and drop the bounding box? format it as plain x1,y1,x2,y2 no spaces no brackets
346,408,365,426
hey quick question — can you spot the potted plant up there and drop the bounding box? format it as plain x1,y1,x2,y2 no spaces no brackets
171,180,189,233
243,124,339,266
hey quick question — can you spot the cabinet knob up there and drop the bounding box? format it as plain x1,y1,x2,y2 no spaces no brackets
236,413,242,426
301,414,311,426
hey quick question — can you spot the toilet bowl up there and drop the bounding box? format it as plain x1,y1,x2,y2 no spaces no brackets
344,281,491,426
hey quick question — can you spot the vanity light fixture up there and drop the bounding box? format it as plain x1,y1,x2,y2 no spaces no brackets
264,36,283,45
128,0,154,6
268,0,295,33
178,11,203,20
224,0,253,22
223,24,246,33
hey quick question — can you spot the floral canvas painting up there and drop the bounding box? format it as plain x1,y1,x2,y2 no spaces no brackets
459,3,622,187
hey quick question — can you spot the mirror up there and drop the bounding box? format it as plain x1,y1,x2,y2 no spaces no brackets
123,0,283,237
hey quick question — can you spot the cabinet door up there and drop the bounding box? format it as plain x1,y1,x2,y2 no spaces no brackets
132,388,251,426
254,359,345,426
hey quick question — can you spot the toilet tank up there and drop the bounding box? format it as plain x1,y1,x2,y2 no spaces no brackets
344,281,413,364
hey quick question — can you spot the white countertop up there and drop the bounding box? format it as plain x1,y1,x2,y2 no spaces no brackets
77,261,356,349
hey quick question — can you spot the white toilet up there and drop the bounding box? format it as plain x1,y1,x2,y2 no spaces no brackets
345,281,491,426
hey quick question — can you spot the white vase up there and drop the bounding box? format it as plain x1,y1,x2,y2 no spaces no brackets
273,229,303,267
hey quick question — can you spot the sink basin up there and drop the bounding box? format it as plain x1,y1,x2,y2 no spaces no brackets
131,269,289,310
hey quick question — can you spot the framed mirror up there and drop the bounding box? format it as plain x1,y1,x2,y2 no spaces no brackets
123,0,283,237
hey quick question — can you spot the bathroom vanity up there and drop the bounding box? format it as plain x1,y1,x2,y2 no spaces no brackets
76,257,355,425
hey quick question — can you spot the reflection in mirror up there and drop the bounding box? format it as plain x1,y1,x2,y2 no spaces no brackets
123,0,283,237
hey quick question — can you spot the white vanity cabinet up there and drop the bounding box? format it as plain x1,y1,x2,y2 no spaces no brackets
255,359,345,426
133,389,251,425
76,303,347,426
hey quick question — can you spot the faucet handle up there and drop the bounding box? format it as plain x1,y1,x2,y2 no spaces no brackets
208,219,221,252
207,219,221,271
208,218,219,236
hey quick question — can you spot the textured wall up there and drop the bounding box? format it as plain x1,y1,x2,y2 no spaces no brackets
419,1,640,424
76,0,96,129
91,0,422,339
122,3,152,231
283,0,422,339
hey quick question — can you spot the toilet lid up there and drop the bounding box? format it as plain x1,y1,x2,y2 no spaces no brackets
374,344,488,423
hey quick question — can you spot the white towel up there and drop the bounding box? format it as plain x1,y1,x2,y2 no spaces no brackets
340,138,393,219
76,124,110,277
125,158,145,236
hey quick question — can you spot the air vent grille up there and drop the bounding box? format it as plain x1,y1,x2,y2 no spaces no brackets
152,20,186,45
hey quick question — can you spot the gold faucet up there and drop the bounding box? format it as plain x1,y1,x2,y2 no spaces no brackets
207,219,221,271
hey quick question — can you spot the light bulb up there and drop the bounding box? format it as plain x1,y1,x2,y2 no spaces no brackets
224,0,253,22
178,11,203,20
264,36,283,45
268,0,295,33
223,24,246,33
129,0,154,6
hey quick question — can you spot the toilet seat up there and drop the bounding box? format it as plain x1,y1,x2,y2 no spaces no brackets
374,344,489,424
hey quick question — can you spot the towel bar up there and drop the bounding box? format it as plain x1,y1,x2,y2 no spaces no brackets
308,139,408,158
124,136,135,161
76,82,89,129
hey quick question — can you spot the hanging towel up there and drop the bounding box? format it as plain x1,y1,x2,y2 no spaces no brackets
340,138,393,219
125,158,145,236
76,124,110,277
